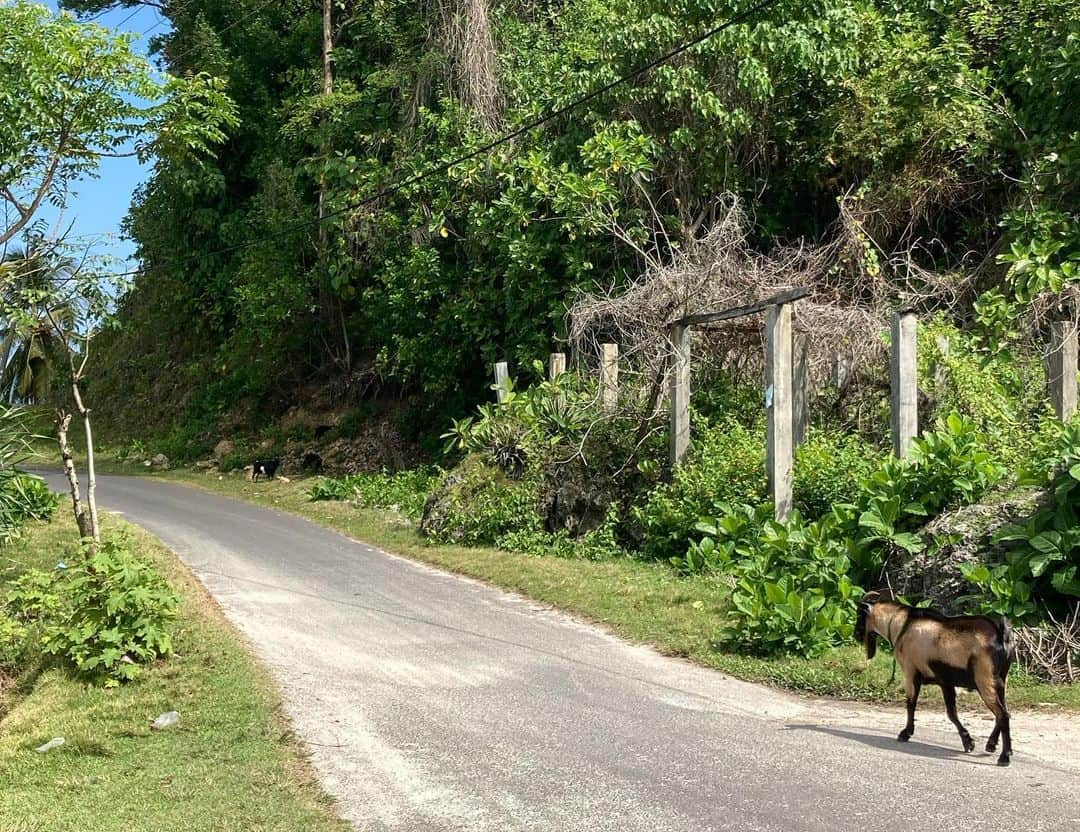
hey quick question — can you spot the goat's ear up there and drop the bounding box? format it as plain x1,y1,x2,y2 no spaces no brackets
865,630,878,660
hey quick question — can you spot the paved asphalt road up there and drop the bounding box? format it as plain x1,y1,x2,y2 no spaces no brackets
41,473,1080,832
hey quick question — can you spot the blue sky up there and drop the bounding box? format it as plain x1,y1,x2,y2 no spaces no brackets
39,2,168,269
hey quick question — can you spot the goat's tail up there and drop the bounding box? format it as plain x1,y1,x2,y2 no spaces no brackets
998,617,1016,672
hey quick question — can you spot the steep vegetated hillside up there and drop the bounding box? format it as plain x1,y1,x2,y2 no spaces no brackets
62,0,1080,678
78,0,1075,456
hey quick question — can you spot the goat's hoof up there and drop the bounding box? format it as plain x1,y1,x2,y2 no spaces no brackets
986,741,998,753
961,735,975,753
996,755,1010,767
897,730,912,743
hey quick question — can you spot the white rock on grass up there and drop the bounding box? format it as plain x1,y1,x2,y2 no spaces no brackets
150,711,180,730
34,737,64,753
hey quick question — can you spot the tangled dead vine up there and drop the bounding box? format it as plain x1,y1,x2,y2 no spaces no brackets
1015,605,1080,684
436,0,504,132
564,191,1070,416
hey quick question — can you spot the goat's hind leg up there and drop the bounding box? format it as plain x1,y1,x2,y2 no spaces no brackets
941,684,975,752
978,676,1012,766
898,672,922,742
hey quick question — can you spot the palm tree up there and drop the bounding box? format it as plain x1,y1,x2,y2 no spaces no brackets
0,241,77,403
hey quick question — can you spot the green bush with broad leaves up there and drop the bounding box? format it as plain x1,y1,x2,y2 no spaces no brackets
918,319,1050,467
4,535,179,686
687,506,862,656
422,456,543,547
441,364,596,471
0,405,59,542
497,504,626,561
961,422,1080,620
307,467,442,519
793,431,882,519
0,613,29,671
684,413,1004,657
632,418,768,562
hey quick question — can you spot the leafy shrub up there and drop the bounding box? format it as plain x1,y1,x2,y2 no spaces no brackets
336,403,377,439
918,320,1048,467
10,472,59,520
846,413,1005,562
689,506,862,656
0,406,59,541
0,612,29,671
441,365,596,471
632,418,767,561
218,448,255,473
497,505,626,560
691,372,763,428
793,431,882,519
4,536,180,686
962,422,1080,620
422,456,542,546
307,466,441,519
683,414,1005,657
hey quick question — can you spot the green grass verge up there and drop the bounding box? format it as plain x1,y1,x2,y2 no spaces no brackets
132,467,1080,713
0,514,350,832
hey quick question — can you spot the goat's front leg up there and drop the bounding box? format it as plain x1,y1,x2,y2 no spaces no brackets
898,671,922,742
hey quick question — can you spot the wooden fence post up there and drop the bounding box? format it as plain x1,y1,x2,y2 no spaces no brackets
793,331,809,448
494,361,509,404
548,352,566,380
601,343,619,413
669,324,691,466
766,303,793,521
890,310,918,457
832,352,851,391
1049,322,1078,421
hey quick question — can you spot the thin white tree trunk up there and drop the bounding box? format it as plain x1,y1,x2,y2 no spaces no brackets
70,381,100,546
56,410,92,540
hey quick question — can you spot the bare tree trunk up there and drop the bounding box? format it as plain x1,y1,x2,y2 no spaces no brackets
317,0,352,371
322,0,333,98
55,410,92,541
70,381,100,547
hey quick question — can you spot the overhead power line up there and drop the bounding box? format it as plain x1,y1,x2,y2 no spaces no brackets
93,0,785,282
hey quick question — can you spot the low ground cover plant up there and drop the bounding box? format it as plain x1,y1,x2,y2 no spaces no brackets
2,534,178,685
308,466,441,518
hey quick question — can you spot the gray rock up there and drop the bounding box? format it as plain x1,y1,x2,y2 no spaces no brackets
150,453,170,470
539,458,614,537
212,439,235,461
886,489,1044,613
150,711,180,730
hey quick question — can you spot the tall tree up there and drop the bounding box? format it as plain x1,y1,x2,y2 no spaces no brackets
0,1,238,245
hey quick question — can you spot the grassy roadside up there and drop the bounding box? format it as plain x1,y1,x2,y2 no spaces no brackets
0,514,351,832
114,465,1080,712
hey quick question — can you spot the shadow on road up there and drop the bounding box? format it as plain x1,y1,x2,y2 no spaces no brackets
782,723,994,765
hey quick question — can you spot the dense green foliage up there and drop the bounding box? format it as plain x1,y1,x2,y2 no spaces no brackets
2,534,179,685
0,405,58,542
307,466,441,518
685,413,1005,655
70,0,1077,448
41,0,1080,666
962,423,1080,620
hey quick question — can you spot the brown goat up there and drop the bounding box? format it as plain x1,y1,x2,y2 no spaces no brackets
855,591,1015,765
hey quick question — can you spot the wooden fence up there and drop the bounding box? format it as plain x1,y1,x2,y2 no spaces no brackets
491,299,1080,521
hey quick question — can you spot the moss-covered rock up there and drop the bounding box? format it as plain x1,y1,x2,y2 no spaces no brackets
887,488,1045,612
